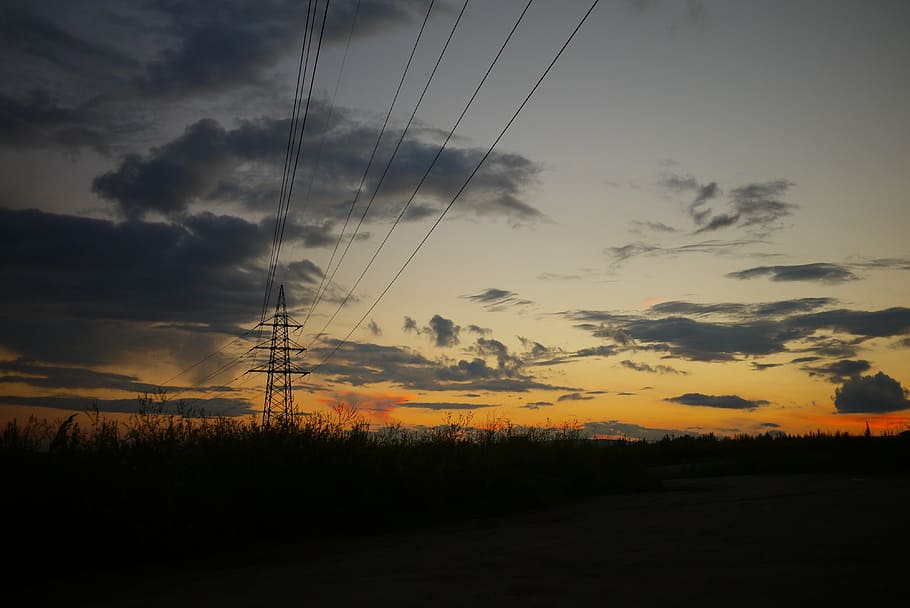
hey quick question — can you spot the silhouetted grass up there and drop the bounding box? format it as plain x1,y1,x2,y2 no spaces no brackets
1,403,651,585
3,401,908,588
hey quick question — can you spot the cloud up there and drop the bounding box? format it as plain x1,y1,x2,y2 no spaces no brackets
397,401,496,411
620,360,687,375
0,394,254,417
427,314,460,347
136,1,428,97
0,207,327,374
519,401,554,410
833,372,910,413
656,172,796,235
727,263,858,284
402,314,461,347
366,319,382,336
605,239,768,267
803,359,871,383
537,272,584,281
666,393,769,410
528,344,617,367
463,288,533,311
694,180,797,235
557,392,593,402
630,220,678,233
850,257,910,272
751,362,781,371
0,91,112,155
466,324,491,336
0,359,176,393
93,109,543,222
313,339,576,393
567,299,910,363
0,208,319,326
649,297,835,318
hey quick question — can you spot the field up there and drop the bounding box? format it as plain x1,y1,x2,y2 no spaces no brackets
4,406,910,605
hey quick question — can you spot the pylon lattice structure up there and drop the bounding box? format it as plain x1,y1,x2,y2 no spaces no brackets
249,284,309,426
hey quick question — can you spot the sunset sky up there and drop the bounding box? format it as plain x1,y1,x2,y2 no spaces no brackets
1,0,908,438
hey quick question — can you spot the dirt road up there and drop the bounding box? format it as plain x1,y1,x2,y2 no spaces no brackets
22,474,910,606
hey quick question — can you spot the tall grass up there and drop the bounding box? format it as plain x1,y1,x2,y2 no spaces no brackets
1,401,650,584
3,400,908,586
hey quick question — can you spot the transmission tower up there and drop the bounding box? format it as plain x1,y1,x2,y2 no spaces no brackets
249,284,309,426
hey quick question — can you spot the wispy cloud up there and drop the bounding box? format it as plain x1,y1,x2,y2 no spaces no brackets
726,263,858,284
462,288,534,311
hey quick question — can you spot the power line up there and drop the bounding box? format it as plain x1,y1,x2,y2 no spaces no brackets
266,0,333,315
260,0,317,331
294,0,363,271
303,0,469,330
300,0,437,331
311,0,602,372
306,0,534,349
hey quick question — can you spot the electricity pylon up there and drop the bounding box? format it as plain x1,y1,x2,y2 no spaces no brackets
249,284,309,426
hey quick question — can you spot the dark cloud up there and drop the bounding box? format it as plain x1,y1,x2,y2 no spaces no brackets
727,263,858,284
630,220,677,233
517,336,561,362
519,401,554,410
657,172,796,235
568,299,909,363
620,360,687,375
92,118,238,219
0,1,434,159
0,91,112,155
402,314,461,347
693,180,797,235
471,338,522,372
751,362,781,371
666,393,769,410
427,314,460,347
466,324,491,336
605,239,768,267
366,319,382,336
0,8,139,81
833,372,910,413
93,109,543,222
313,339,575,393
529,344,618,368
803,359,871,383
463,288,533,311
795,308,910,338
649,297,835,318
694,182,719,204
657,172,718,225
136,1,429,97
0,360,175,393
0,207,324,371
397,401,496,411
0,394,254,417
557,392,593,402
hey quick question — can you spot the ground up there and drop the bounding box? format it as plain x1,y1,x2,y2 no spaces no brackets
19,474,910,606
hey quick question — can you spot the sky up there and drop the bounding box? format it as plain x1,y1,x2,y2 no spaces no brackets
1,0,909,439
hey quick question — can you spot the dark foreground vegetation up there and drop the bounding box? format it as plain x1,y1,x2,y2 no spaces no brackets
3,402,909,588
